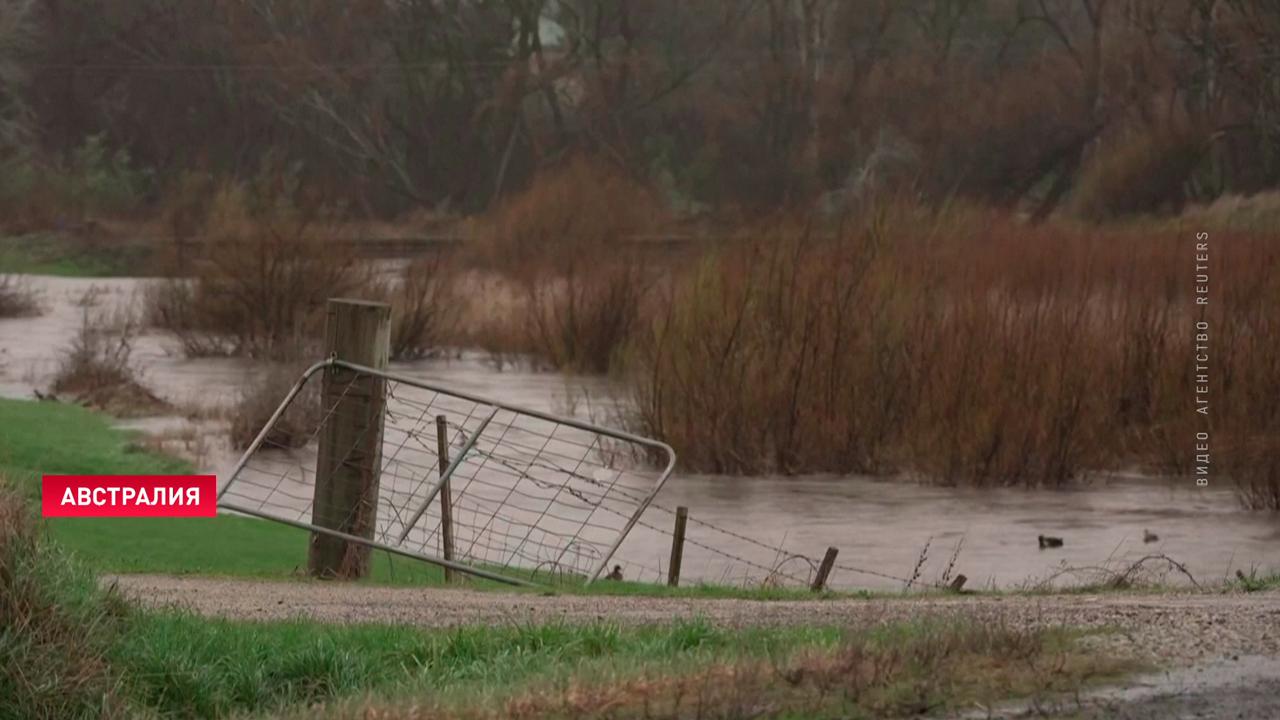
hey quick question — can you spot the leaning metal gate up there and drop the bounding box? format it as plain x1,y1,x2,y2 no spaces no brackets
216,359,676,587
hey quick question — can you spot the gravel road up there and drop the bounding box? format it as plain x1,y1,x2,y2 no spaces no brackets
106,575,1280,719
106,574,1280,665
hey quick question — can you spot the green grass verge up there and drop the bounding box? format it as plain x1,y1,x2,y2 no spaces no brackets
0,397,869,596
0,233,157,277
0,398,1146,720
1,510,1140,720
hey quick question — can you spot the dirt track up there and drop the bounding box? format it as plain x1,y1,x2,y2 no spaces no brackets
107,574,1280,665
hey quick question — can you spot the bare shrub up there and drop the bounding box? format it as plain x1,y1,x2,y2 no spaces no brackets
471,156,662,276
525,261,653,374
0,273,39,318
1073,123,1210,222
469,157,664,372
620,203,1280,488
367,253,464,362
621,214,912,476
143,182,375,359
49,302,169,418
228,361,323,451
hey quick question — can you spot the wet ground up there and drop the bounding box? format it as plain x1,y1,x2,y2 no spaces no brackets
977,655,1280,719
4,274,1278,591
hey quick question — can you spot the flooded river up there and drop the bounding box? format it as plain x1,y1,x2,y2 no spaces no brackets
2,275,1276,591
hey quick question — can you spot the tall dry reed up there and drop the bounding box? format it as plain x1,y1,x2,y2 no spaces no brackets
620,202,1280,492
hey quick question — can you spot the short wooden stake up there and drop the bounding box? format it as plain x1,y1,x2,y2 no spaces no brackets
667,506,688,587
436,414,456,583
949,574,968,593
308,298,391,580
811,547,839,592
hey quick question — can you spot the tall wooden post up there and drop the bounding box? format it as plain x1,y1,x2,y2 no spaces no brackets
436,414,456,583
309,298,391,580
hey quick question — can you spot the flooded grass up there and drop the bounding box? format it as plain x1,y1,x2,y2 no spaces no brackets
0,272,41,317
47,301,171,418
0,232,159,278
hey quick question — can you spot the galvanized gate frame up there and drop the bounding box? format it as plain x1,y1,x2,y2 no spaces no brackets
216,358,677,587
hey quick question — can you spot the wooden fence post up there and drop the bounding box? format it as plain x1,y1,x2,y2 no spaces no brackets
436,414,455,583
667,506,688,587
308,298,391,580
811,547,839,592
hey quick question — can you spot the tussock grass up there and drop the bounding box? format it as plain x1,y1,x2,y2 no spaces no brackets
0,482,132,720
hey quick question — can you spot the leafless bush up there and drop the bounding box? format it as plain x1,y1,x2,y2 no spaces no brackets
143,182,374,360
620,203,1280,488
368,254,464,362
467,157,664,373
49,302,168,418
0,273,39,318
228,362,323,451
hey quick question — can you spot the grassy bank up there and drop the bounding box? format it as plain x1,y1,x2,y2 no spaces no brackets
1,478,1141,720
0,232,158,277
0,397,856,598
0,397,431,584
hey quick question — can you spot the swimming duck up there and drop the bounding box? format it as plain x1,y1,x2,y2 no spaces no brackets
1143,529,1159,544
1038,535,1064,549
605,565,623,581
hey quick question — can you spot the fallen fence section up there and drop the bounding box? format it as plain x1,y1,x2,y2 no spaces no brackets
216,359,677,587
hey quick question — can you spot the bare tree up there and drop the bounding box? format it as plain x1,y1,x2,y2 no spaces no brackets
0,0,38,165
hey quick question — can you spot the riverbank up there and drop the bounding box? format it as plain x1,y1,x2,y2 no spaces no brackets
2,269,1278,591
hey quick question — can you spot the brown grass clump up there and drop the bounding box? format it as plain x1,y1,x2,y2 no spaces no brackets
48,304,170,418
467,157,664,373
0,481,131,720
143,182,376,360
0,273,40,318
228,361,324,451
620,202,1280,488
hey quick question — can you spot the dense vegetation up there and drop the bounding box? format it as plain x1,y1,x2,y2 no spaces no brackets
0,0,1277,226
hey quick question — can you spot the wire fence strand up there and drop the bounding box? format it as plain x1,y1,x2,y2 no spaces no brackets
220,362,959,591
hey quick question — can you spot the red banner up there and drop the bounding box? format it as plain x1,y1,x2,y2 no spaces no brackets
41,475,218,518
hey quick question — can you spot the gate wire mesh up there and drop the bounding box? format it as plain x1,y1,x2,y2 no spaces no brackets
216,360,676,585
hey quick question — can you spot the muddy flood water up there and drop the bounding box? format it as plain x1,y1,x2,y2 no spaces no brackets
2,275,1277,591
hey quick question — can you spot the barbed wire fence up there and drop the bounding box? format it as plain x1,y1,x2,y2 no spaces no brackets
217,359,965,592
